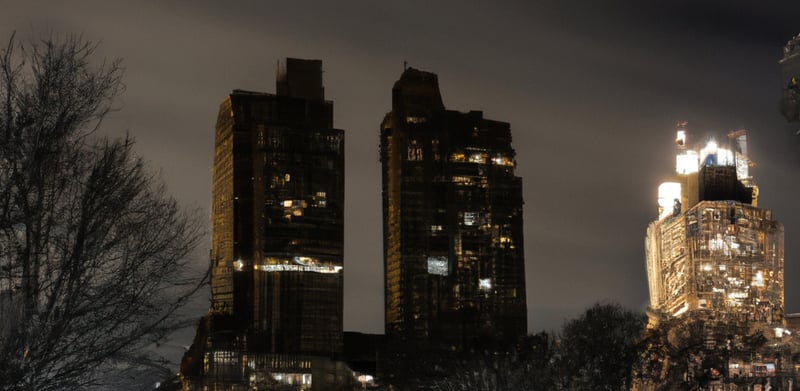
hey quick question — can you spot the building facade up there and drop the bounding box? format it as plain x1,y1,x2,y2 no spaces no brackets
380,68,527,351
182,58,347,390
640,124,795,389
645,125,784,324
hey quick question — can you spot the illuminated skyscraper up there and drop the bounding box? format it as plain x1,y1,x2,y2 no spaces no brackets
380,68,527,351
645,124,784,325
182,58,348,390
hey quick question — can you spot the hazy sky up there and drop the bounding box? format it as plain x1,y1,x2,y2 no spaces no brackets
3,1,799,339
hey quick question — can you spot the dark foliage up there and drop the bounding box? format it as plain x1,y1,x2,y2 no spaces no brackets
554,303,647,390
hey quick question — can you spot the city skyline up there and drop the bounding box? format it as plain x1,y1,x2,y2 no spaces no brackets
3,1,799,337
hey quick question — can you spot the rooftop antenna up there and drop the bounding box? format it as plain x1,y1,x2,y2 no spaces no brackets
403,61,407,71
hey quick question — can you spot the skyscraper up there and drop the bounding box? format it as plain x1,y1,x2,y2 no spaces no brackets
181,58,348,390
380,68,527,351
210,58,343,354
645,124,784,326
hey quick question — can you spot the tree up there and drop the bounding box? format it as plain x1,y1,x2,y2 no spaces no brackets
508,332,559,391
555,302,647,390
0,33,204,390
430,357,500,391
633,313,707,390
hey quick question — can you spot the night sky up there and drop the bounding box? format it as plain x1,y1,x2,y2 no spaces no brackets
4,1,800,340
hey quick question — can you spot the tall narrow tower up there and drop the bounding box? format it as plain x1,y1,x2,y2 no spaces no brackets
182,58,347,390
645,125,784,327
210,58,344,355
380,68,527,351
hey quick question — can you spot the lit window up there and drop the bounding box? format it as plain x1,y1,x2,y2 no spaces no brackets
213,350,235,364
752,271,764,287
452,176,471,185
479,278,492,291
407,140,423,161
728,291,747,299
463,212,478,226
492,155,513,166
284,173,291,182
469,153,486,164
256,264,342,274
427,256,448,276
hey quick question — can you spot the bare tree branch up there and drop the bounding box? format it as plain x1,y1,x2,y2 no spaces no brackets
0,32,205,391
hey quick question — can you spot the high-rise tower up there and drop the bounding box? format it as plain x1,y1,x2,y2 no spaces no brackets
182,58,347,390
645,124,784,325
380,68,527,351
209,58,344,355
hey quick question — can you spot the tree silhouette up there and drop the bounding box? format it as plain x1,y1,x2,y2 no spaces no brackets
508,331,558,391
555,303,646,390
0,33,204,390
633,312,707,390
422,303,646,391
